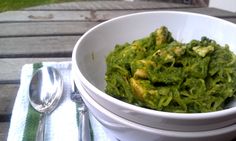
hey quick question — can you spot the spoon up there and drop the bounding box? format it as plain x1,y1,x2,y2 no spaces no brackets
29,66,63,141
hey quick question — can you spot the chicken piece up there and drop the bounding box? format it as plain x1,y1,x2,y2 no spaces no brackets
130,78,146,99
156,26,173,45
192,45,214,57
134,69,148,79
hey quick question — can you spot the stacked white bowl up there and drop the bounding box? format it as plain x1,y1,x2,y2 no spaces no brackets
72,11,236,141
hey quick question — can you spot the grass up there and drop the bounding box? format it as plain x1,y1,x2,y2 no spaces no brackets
0,0,81,12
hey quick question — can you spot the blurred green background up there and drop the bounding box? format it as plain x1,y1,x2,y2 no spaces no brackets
0,0,81,12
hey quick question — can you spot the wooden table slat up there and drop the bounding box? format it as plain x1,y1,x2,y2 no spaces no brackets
25,1,195,11
0,36,79,57
0,58,70,83
0,21,99,37
0,122,9,141
1,17,236,38
0,84,18,116
223,17,236,23
0,8,236,23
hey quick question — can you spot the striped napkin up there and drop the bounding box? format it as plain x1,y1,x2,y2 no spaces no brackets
7,61,113,141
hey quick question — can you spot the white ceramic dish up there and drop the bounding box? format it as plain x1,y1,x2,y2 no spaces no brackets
75,80,236,141
72,11,236,131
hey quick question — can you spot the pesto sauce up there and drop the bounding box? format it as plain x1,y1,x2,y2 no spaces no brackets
105,26,236,113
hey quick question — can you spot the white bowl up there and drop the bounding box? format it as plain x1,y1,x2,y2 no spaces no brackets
72,11,236,131
75,80,236,141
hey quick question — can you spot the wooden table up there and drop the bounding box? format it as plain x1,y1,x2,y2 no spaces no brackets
0,1,236,140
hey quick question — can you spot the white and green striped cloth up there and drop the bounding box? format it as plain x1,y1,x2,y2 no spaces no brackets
7,62,113,141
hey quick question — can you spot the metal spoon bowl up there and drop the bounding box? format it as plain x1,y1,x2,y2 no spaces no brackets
29,66,63,141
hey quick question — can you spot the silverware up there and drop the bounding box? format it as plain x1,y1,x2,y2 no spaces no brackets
29,67,63,141
71,79,91,141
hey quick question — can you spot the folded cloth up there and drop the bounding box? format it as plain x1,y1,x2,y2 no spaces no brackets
7,61,112,141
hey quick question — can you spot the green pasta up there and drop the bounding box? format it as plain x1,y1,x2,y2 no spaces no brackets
105,26,236,113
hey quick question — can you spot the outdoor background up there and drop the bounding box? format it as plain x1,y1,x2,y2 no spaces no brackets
0,0,209,12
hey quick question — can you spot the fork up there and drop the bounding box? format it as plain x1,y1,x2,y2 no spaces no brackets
71,79,91,141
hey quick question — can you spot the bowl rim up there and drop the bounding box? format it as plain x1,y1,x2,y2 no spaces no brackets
72,10,236,120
